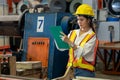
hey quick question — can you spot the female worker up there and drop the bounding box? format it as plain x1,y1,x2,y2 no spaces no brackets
60,4,98,77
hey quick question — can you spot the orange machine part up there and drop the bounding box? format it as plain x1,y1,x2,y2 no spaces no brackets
98,0,103,10
0,45,12,54
27,37,49,67
7,0,13,13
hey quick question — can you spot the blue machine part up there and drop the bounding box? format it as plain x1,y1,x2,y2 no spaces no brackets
61,16,78,35
61,16,71,35
23,12,72,79
41,0,49,4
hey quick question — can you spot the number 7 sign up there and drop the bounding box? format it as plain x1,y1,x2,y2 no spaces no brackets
37,16,44,32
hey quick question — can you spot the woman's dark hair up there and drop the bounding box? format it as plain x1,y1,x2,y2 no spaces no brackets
78,15,95,32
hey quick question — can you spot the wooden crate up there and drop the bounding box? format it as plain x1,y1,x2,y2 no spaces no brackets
16,61,42,69
17,68,41,79
16,61,42,79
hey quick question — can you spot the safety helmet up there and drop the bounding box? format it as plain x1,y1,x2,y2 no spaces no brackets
74,4,94,17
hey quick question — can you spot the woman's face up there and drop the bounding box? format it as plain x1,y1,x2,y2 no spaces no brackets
77,16,89,29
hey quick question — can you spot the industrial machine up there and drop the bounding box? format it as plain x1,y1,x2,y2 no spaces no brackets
97,21,120,42
97,0,120,42
21,12,77,79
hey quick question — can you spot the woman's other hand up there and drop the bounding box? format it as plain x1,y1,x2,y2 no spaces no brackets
60,31,70,43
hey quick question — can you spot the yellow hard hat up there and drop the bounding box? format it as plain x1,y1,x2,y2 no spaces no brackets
74,4,94,17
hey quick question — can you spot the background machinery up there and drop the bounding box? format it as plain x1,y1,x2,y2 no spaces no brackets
97,0,120,42
0,0,120,79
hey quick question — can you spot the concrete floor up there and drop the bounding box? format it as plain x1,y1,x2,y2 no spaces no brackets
95,71,120,80
95,61,120,80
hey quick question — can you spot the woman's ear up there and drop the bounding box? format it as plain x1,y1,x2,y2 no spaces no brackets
87,19,90,24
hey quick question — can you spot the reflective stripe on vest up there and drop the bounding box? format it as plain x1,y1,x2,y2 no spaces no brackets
67,30,77,67
67,30,96,71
